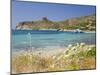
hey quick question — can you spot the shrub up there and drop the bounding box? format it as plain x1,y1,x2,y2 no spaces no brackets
86,47,96,57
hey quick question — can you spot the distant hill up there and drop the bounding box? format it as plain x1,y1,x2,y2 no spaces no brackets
16,14,96,31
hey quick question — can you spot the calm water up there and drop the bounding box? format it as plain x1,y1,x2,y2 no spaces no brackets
12,30,96,52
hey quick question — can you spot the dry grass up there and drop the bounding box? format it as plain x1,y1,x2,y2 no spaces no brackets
12,43,96,74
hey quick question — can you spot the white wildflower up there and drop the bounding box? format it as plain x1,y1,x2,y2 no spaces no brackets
57,55,63,60
88,47,92,51
64,54,69,58
52,55,56,59
71,46,76,51
68,44,72,48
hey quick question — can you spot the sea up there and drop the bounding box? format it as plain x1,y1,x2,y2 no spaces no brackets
12,30,96,53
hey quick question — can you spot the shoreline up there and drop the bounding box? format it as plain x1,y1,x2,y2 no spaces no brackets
12,43,95,57
12,47,66,57
13,29,96,33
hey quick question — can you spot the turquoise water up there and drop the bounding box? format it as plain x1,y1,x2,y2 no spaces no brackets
12,30,96,52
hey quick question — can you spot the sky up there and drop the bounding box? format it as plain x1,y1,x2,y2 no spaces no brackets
12,0,96,29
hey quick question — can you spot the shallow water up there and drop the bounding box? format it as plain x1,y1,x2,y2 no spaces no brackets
12,30,96,52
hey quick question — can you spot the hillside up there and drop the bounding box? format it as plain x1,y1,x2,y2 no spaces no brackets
16,14,96,31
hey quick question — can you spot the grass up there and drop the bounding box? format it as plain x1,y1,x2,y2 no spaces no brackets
12,43,96,74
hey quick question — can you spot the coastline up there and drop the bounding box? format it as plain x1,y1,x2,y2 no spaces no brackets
12,47,66,57
13,29,96,33
12,43,95,56
83,31,96,33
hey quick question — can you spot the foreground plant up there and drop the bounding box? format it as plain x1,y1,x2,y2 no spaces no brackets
12,43,96,74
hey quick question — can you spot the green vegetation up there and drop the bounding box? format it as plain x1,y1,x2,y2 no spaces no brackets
16,14,96,31
12,43,96,74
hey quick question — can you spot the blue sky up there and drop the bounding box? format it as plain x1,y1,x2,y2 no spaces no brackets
12,1,96,29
